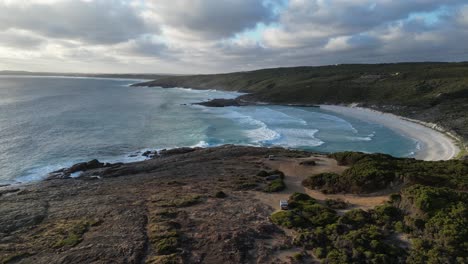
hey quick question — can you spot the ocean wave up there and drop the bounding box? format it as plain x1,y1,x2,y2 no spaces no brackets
14,162,77,183
289,108,358,133
191,140,211,148
345,132,376,142
215,109,281,143
241,107,308,125
245,125,281,143
273,128,324,147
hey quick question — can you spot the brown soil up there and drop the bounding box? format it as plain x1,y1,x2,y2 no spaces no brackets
254,156,391,213
0,146,393,264
0,146,307,264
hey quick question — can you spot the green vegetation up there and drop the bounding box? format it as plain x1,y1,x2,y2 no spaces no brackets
325,198,348,209
161,195,203,208
397,185,468,263
148,210,182,257
273,151,468,263
304,152,468,193
0,218,102,262
258,170,286,192
214,191,227,198
53,219,101,248
146,253,182,264
257,169,285,178
264,178,286,192
1,253,32,264
272,193,405,263
292,252,306,261
138,62,468,145
233,175,259,190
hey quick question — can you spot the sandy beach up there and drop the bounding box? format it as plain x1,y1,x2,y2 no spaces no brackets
320,105,461,161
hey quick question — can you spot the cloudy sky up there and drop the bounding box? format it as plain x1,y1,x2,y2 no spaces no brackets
1,0,467,74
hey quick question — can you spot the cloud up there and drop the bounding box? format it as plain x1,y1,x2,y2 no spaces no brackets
0,0,467,73
145,0,275,41
0,29,45,48
0,0,150,44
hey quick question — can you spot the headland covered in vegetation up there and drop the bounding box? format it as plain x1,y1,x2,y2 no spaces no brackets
135,62,468,158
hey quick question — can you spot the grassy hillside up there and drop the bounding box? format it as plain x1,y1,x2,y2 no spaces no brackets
137,62,468,144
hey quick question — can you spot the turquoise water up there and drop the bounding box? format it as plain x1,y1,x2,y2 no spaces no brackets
0,76,418,184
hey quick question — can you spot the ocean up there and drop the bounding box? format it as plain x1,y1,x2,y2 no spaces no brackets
0,76,418,184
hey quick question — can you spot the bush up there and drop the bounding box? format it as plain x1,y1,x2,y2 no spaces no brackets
325,198,348,209
313,247,326,259
264,178,286,192
316,152,468,194
155,237,179,255
270,211,309,229
214,191,227,198
302,173,342,193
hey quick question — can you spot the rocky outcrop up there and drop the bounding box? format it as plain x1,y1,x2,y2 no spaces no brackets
194,98,245,107
159,147,201,157
47,159,122,180
0,146,308,263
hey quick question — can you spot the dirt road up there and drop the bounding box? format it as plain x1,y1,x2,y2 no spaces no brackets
254,155,391,212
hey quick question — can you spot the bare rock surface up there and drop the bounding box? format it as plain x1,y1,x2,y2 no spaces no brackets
0,145,312,264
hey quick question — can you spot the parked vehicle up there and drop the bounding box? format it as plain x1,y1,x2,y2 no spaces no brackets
280,200,288,210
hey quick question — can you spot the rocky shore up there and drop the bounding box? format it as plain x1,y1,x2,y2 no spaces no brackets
193,98,319,108
0,145,312,263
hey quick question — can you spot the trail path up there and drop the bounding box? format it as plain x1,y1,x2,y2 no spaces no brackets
254,155,392,213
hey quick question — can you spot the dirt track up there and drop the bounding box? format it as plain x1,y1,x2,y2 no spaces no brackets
254,155,391,213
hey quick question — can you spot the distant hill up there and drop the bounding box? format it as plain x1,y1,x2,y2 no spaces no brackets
0,70,172,80
136,62,468,148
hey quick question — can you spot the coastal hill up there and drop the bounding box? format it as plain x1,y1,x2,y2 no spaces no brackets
1,64,467,263
1,146,466,263
135,62,468,146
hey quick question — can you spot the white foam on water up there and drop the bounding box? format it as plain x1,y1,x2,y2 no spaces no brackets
103,148,154,164
191,140,211,148
14,162,76,183
242,107,308,125
215,109,281,143
273,128,324,148
345,132,376,142
289,108,359,133
245,125,281,143
70,171,82,178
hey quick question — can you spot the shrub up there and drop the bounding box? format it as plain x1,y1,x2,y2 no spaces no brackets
325,198,348,209
270,211,309,229
155,237,179,255
302,173,342,193
264,178,286,192
214,191,227,198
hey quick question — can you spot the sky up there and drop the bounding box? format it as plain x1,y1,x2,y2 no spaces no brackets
0,0,468,74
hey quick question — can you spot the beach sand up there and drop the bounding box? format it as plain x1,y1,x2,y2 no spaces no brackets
320,105,460,161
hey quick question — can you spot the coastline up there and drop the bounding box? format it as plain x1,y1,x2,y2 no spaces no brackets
132,81,461,161
320,104,461,161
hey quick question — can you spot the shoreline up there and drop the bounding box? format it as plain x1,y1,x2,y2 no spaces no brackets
2,81,461,185
320,104,461,161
